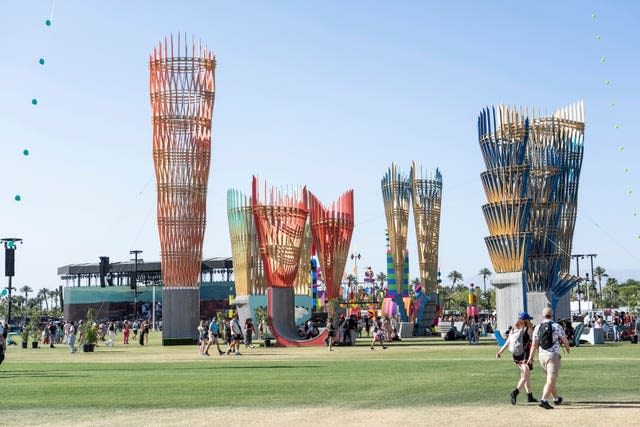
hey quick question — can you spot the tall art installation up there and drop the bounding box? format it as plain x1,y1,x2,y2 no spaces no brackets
381,164,411,321
227,189,266,296
308,190,355,302
478,102,584,332
251,177,328,346
150,34,216,344
410,161,442,329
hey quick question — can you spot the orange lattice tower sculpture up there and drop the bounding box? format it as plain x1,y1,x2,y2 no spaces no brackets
150,34,216,344
251,177,328,346
308,190,355,301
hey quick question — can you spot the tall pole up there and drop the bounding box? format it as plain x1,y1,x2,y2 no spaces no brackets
2,238,22,326
585,253,597,298
152,285,156,331
130,250,143,320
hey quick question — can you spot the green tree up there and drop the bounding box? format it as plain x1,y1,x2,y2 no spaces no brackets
593,266,608,296
376,272,387,288
478,267,492,295
447,271,463,289
49,289,58,309
38,288,50,310
20,285,33,301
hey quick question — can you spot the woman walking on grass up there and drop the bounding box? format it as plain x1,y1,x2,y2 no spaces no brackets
198,320,208,356
496,312,537,405
370,317,387,350
123,320,130,345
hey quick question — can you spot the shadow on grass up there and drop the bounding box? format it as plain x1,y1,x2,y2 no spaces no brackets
0,371,81,378
564,401,640,409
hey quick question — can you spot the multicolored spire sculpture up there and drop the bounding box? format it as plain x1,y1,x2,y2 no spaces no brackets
478,103,584,331
150,34,215,344
381,164,411,321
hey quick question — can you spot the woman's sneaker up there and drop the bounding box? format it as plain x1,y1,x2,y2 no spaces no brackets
539,400,554,410
553,397,563,405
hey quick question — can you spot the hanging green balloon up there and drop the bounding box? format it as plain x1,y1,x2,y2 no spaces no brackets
605,80,611,86
620,146,624,151
592,13,596,19
39,58,45,65
31,98,38,105
614,123,621,129
600,57,607,63
610,103,615,108
624,168,629,173
14,195,21,202
45,19,51,26
23,149,30,156
595,35,601,40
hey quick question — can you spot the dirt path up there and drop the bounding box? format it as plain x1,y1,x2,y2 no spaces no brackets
14,404,640,426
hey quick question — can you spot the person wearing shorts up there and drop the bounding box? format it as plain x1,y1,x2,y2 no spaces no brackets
528,307,571,410
230,314,243,355
206,316,224,356
496,312,537,404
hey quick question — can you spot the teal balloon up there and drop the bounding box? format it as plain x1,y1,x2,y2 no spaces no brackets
14,195,21,201
31,98,38,105
1,288,7,297
595,35,601,40
45,19,51,26
23,149,29,156
39,58,45,65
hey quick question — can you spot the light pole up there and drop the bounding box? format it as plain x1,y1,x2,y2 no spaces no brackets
130,250,143,320
585,253,597,300
2,238,22,326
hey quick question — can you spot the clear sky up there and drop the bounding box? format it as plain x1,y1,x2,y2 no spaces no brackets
0,1,638,293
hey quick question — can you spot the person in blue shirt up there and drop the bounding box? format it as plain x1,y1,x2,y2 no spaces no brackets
205,315,224,356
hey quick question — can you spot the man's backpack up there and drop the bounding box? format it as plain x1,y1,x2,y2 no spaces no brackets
538,322,555,350
508,328,525,356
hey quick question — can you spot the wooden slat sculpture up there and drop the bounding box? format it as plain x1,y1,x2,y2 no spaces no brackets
150,34,215,343
251,177,327,346
478,106,532,273
227,189,265,296
308,190,355,301
293,222,313,296
479,103,585,317
381,164,411,321
410,162,442,293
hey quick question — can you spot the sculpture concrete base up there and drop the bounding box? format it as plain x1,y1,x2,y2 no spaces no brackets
526,291,570,324
162,287,199,345
492,272,526,334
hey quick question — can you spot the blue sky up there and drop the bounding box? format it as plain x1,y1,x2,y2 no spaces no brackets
0,1,638,292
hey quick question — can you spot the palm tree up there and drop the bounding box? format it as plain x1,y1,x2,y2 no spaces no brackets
376,272,387,288
48,289,58,309
478,267,492,295
38,288,49,310
20,285,33,301
447,271,463,289
593,266,608,296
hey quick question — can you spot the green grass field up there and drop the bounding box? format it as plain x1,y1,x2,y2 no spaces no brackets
2,333,639,426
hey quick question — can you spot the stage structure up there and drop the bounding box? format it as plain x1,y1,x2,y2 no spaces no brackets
251,177,328,346
308,190,355,301
410,161,443,330
478,103,584,332
150,34,216,344
381,164,411,321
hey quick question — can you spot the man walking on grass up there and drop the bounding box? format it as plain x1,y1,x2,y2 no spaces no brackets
527,307,570,409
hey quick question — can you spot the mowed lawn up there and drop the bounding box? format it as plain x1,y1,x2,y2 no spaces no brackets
2,333,640,425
